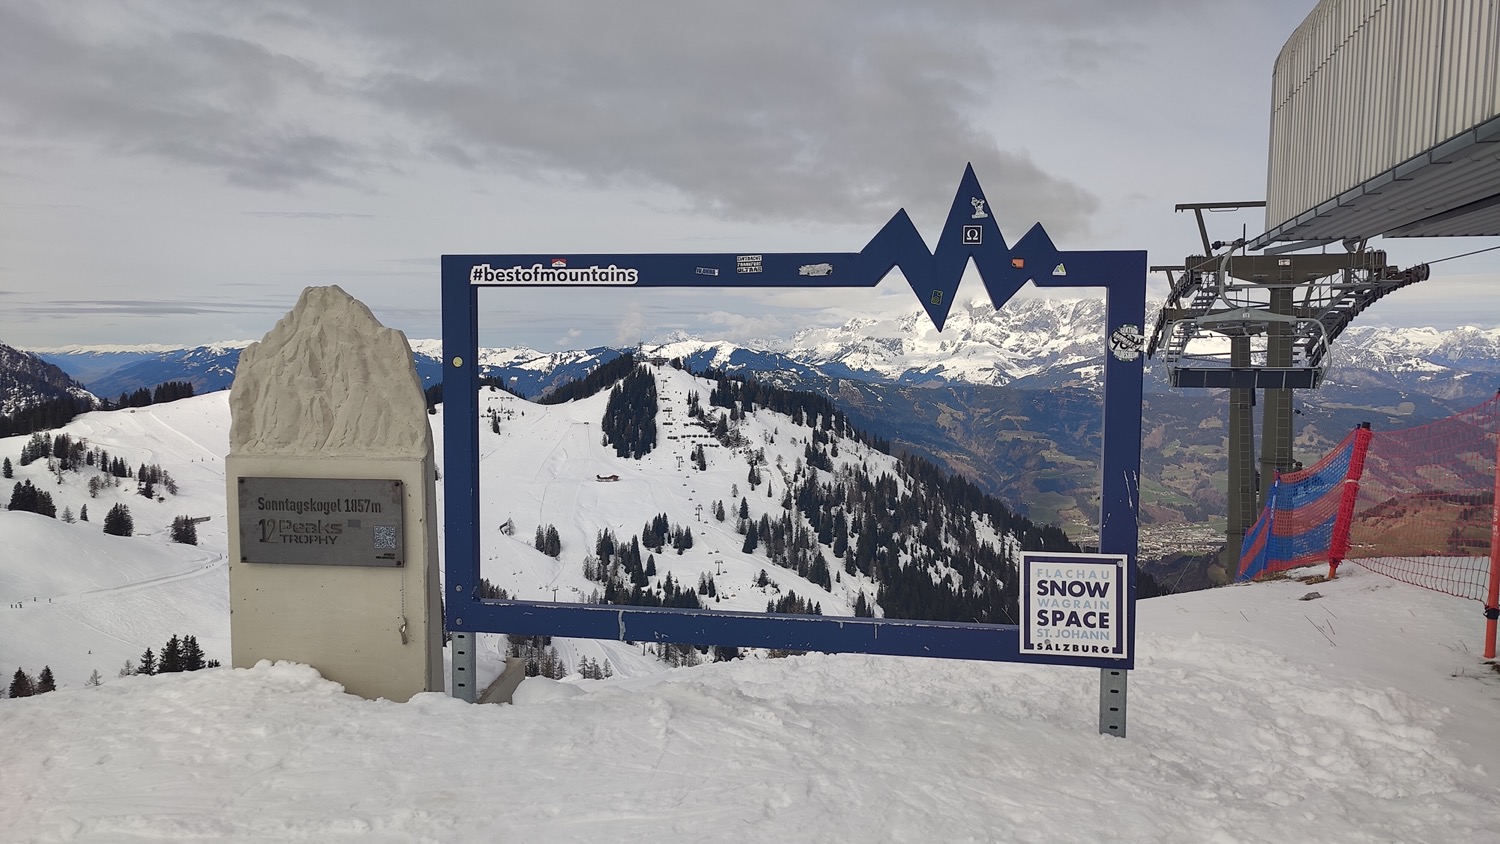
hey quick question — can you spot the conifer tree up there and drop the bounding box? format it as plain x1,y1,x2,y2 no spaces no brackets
9,667,35,698
181,635,205,671
103,503,134,536
86,669,103,687
138,647,157,676
1,456,10,478
36,666,55,693
79,504,88,522
600,367,659,458
159,635,184,673
854,590,873,618
170,516,198,545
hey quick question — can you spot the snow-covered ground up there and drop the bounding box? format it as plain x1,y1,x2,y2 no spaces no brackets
0,394,233,687
0,368,908,689
3,383,1499,841
1,567,1497,842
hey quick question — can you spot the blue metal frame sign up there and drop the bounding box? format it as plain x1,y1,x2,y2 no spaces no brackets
441,164,1143,674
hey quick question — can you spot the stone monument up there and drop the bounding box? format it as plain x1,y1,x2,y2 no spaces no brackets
226,285,442,701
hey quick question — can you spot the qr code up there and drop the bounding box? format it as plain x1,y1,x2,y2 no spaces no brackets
372,524,398,550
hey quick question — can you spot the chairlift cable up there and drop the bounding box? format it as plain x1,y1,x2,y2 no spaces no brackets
1425,243,1500,265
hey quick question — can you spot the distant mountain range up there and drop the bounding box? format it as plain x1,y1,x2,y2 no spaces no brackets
20,342,253,403
0,343,94,419
29,297,1500,397
12,299,1500,561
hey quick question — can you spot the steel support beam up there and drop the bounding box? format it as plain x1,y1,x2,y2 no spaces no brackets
1223,337,1256,580
1259,287,1297,513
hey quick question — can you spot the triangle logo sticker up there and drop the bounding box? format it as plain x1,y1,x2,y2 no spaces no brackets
1052,263,1067,276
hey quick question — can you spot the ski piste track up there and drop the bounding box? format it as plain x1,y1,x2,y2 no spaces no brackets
4,551,223,607
7,555,224,646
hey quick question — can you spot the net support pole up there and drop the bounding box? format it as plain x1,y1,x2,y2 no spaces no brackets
1330,424,1373,580
1485,430,1500,660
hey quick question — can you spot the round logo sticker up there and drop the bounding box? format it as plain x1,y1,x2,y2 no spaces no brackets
1109,324,1143,362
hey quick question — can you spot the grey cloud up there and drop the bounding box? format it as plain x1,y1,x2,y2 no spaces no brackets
241,211,375,220
0,3,370,190
1,1,1214,232
7,299,287,317
342,2,1103,232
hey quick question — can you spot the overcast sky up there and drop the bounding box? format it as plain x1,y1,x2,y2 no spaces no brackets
2,1,1496,351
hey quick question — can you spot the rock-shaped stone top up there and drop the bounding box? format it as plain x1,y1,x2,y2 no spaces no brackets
230,286,431,458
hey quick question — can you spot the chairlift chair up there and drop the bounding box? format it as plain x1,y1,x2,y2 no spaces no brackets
1160,305,1330,389
1158,249,1332,389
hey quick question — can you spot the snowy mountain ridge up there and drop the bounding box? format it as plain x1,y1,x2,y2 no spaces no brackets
0,339,96,419
785,298,1108,386
776,298,1500,389
28,340,257,356
24,300,1500,400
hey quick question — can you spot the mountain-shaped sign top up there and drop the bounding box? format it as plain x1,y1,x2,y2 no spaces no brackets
451,164,1094,333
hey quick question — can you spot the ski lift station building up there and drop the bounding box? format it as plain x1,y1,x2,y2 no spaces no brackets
1251,0,1500,250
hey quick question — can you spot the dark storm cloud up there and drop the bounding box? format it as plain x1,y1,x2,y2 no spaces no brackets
0,1,1210,233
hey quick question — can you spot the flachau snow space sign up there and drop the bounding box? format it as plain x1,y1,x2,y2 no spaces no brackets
1022,552,1129,660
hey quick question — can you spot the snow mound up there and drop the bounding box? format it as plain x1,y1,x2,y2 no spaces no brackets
2,569,1497,842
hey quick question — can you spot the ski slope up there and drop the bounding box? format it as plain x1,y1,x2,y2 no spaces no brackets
452,366,904,617
0,394,233,686
440,365,971,681
1,365,944,690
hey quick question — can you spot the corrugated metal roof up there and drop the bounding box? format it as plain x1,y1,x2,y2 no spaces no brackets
1256,0,1500,247
1251,114,1500,247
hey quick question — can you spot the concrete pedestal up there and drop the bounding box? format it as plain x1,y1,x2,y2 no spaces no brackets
226,286,441,702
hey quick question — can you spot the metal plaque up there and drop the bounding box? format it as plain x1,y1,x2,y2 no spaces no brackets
238,477,404,567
